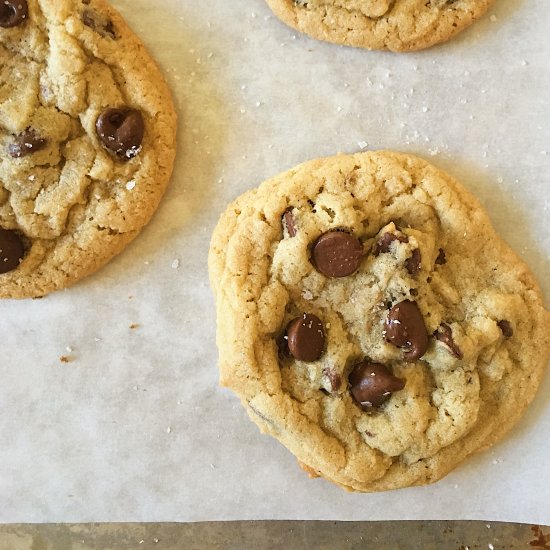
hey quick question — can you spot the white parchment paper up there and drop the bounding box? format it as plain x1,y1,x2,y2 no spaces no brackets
1,0,549,524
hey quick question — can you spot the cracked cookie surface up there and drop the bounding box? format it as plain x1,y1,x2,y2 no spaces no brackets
209,151,550,492
0,0,176,298
265,0,496,51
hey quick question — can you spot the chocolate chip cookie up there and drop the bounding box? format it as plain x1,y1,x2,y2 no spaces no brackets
209,151,550,492
265,0,496,51
0,0,176,298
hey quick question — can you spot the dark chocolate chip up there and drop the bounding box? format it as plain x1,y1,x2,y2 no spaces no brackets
373,231,408,256
0,0,28,28
8,129,46,158
385,300,429,361
0,228,25,274
276,332,290,358
96,108,144,160
405,248,422,275
311,231,363,278
82,8,116,38
282,208,297,237
286,313,325,362
435,248,447,265
434,323,463,359
323,368,341,392
497,320,514,338
349,361,405,410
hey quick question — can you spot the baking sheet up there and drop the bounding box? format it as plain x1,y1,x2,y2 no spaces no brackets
1,0,549,524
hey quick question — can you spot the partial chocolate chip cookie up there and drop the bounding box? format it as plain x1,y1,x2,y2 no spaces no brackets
209,151,550,492
265,0,496,51
0,0,176,298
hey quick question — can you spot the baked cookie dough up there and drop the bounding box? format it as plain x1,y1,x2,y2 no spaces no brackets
0,0,176,298
265,0,496,51
209,151,550,492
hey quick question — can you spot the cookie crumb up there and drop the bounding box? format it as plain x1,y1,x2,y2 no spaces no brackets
302,289,314,300
490,14,497,22
171,258,180,269
129,323,140,329
60,355,73,363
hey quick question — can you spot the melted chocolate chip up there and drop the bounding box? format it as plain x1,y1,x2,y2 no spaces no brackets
0,0,28,28
323,368,341,392
0,228,25,273
282,208,297,237
349,361,405,410
286,313,325,362
497,320,514,338
82,8,116,38
434,323,463,359
373,231,408,255
385,300,429,361
96,108,144,160
435,248,447,265
311,231,363,278
405,248,422,275
8,129,46,158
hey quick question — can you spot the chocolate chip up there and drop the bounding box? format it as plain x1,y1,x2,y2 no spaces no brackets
373,231,408,255
282,208,297,237
435,248,447,265
497,320,513,338
311,231,363,277
323,368,341,392
96,108,144,160
434,323,463,359
385,300,429,361
82,8,116,38
286,313,325,362
0,228,25,273
0,0,28,28
276,332,290,358
405,248,422,275
8,129,46,158
349,361,405,410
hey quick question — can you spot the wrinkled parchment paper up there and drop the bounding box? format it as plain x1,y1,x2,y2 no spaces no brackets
1,0,549,524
